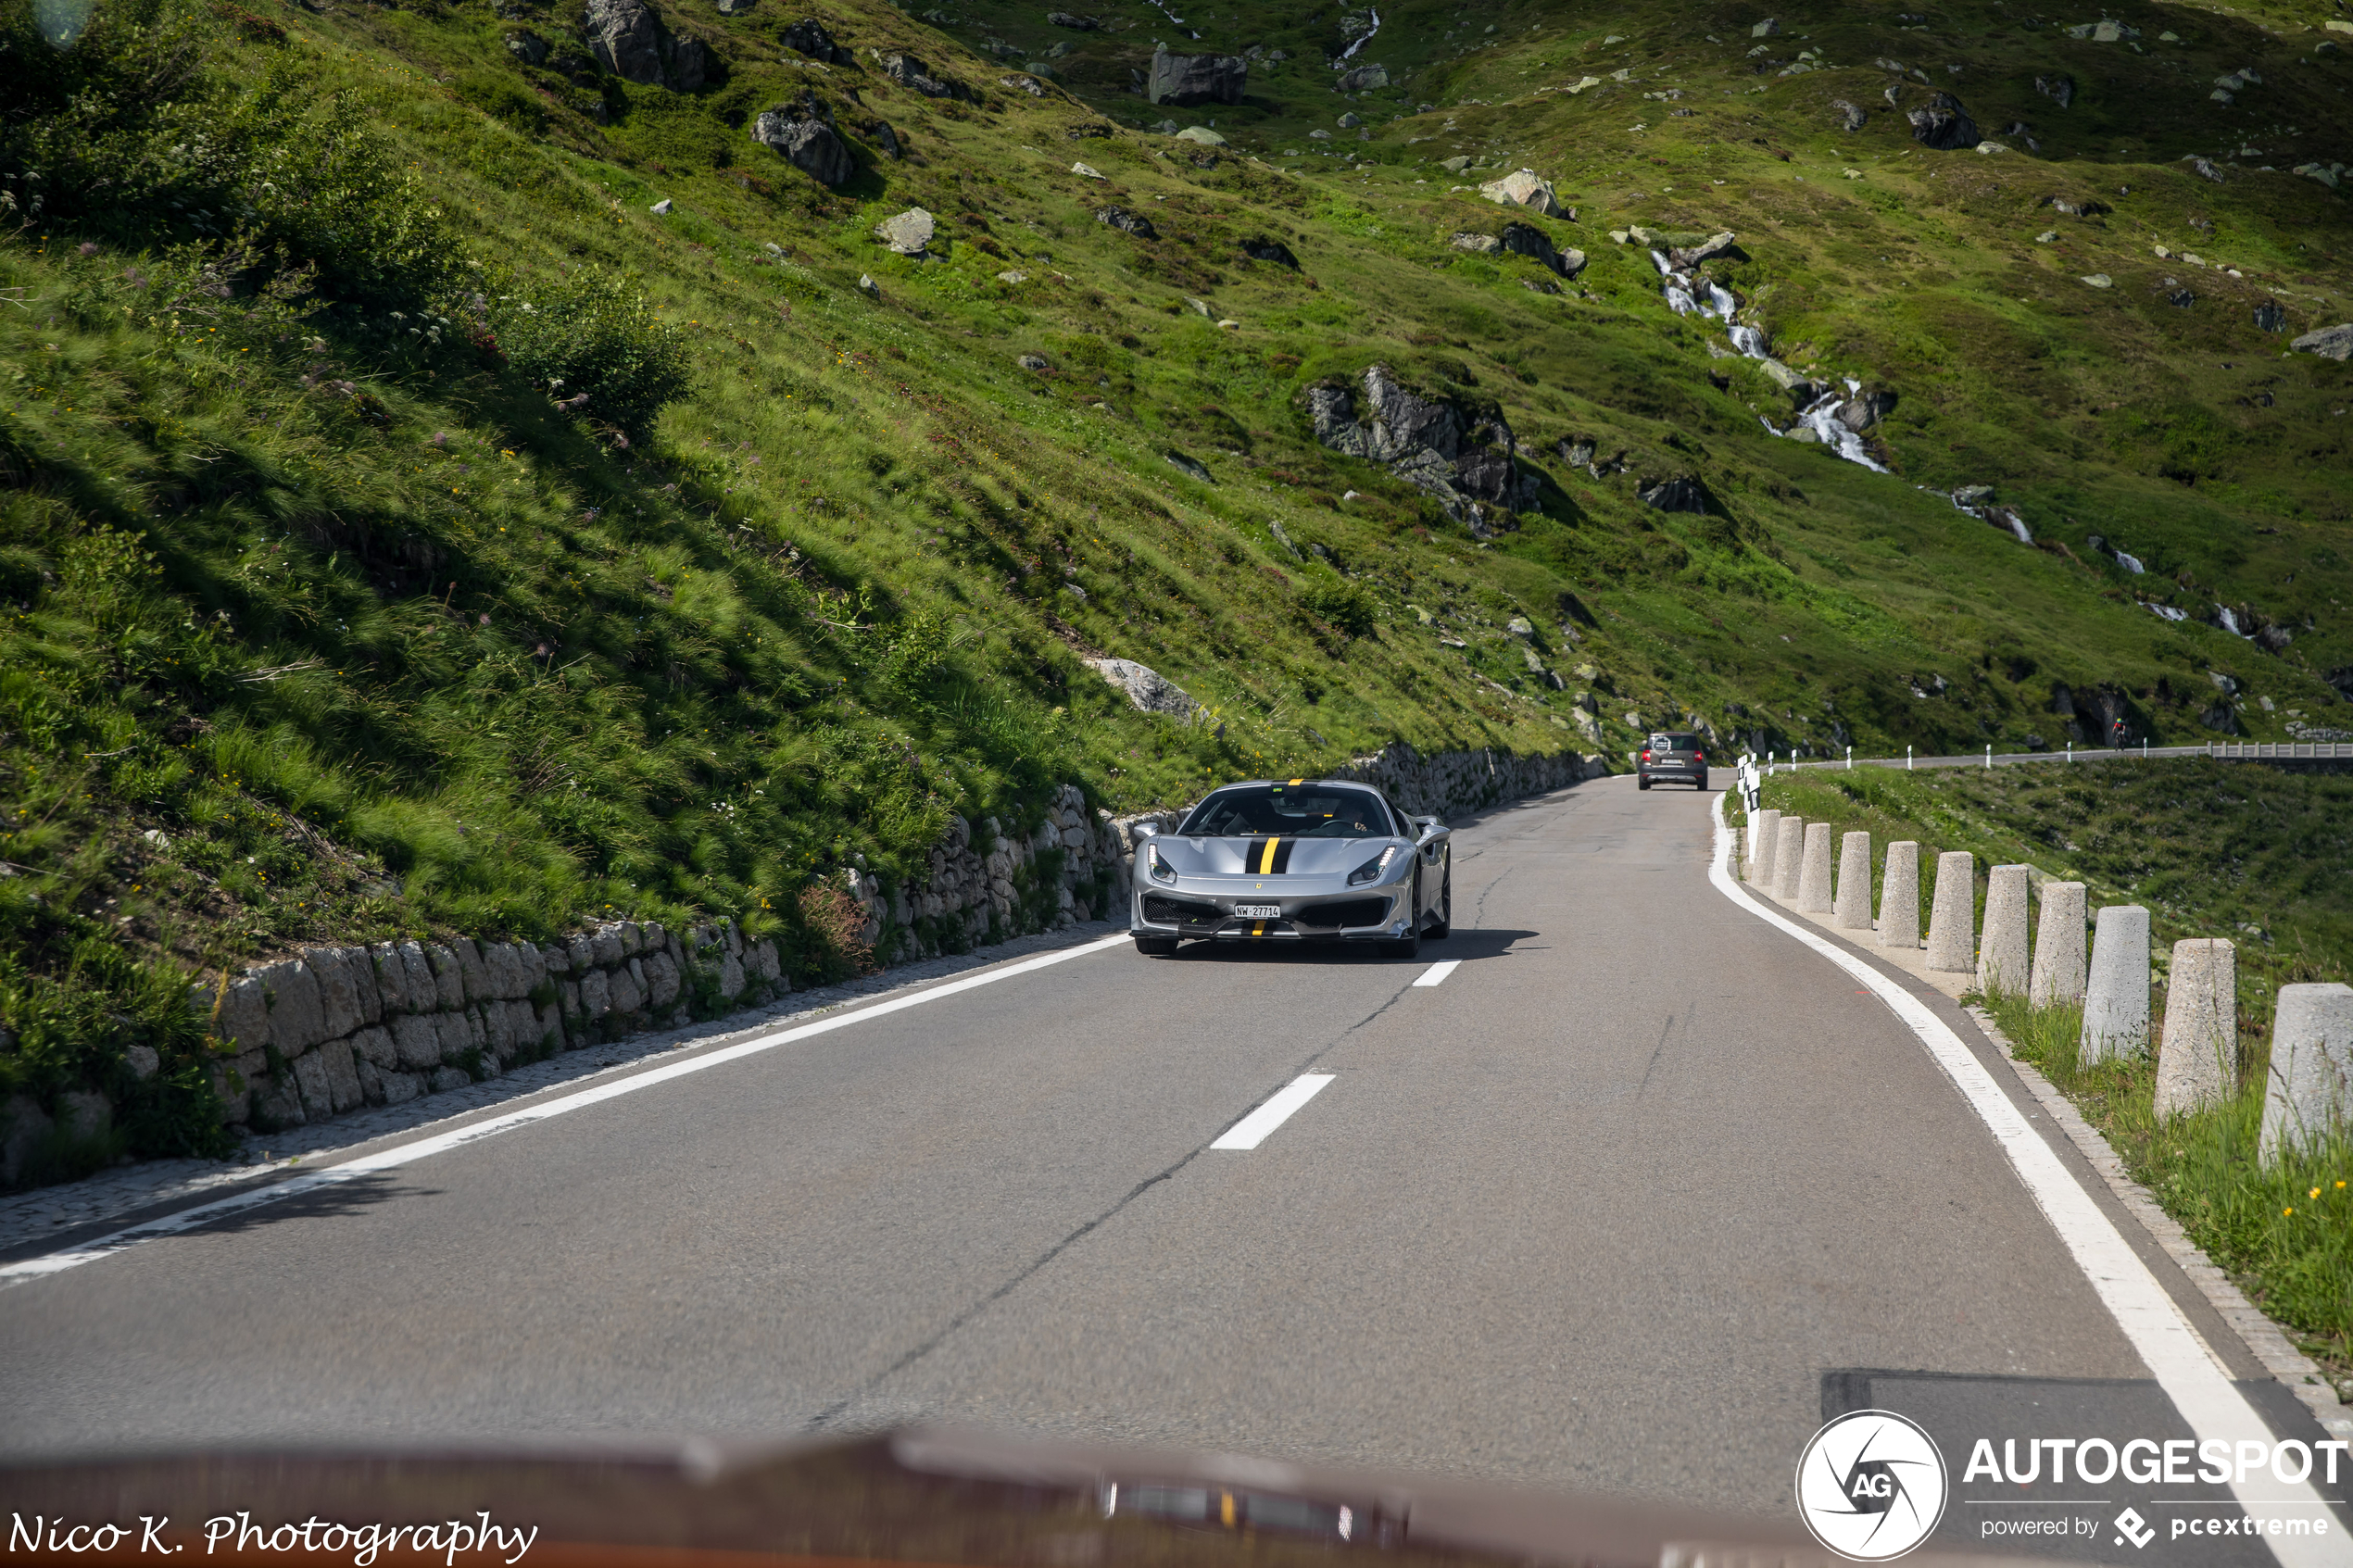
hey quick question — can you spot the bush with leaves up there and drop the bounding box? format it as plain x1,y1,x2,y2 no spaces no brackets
488,265,692,439
1299,580,1378,640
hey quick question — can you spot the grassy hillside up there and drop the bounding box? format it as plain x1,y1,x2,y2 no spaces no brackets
2,0,2351,1164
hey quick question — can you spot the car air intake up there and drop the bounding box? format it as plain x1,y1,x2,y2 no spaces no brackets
1141,896,1225,930
1290,897,1392,931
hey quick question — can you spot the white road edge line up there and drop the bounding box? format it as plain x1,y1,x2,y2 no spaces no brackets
0,933,1135,1290
1706,794,2339,1567
1412,960,1461,988
1211,1073,1335,1150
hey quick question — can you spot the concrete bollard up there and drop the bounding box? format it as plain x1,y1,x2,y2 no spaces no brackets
1748,809,1781,883
1924,851,1975,972
1977,865,2032,997
2259,982,2353,1164
2027,881,2088,1008
1797,822,1835,912
1878,842,1920,949
2080,906,2151,1063
1833,831,1873,929
2154,938,2237,1122
1773,817,1806,899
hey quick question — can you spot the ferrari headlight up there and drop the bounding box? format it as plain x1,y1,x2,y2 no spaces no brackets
1149,847,1176,882
1347,846,1400,887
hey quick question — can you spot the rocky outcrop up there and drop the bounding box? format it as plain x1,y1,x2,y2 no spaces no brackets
2291,323,2353,361
2035,72,2074,107
1907,91,1981,149
1097,206,1158,239
1833,99,1866,132
1147,45,1246,106
1498,221,1575,277
781,16,851,62
1305,365,1532,535
876,51,971,99
873,207,935,256
1242,235,1299,268
754,110,855,185
1478,168,1564,217
1637,477,1709,514
581,0,710,89
1048,10,1098,27
1087,657,1197,718
1337,62,1388,91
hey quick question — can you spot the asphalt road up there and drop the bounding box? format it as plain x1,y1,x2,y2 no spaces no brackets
0,778,2321,1537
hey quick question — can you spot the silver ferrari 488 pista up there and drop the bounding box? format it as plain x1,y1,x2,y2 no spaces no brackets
1127,779,1452,958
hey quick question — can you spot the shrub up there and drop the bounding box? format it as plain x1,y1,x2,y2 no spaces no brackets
796,882,876,983
489,265,691,437
1299,580,1377,639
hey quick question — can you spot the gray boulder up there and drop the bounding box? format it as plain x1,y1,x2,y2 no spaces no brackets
1097,205,1158,239
583,0,667,83
1048,9,1097,26
2290,323,2353,361
754,111,855,185
1837,389,1898,430
1164,450,1213,482
715,0,754,12
2034,72,2073,107
1242,235,1299,268
1638,477,1709,514
1338,63,1388,90
1833,98,1866,131
874,206,935,255
505,29,549,63
1498,220,1570,277
780,16,849,61
1667,230,1739,268
1906,91,1981,149
877,51,969,99
1307,365,1524,532
1148,44,1246,106
2253,301,2285,332
1087,658,1198,719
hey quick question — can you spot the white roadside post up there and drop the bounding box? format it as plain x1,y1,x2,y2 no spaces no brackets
2080,905,2152,1063
2027,881,2088,1008
1906,744,1913,771
1879,841,1921,949
1749,808,1781,884
1983,745,1992,769
1797,822,1835,912
1773,817,1807,899
1924,851,1976,972
1977,864,2032,997
2259,982,2353,1165
1845,745,1853,770
2154,938,2237,1122
1833,831,1873,929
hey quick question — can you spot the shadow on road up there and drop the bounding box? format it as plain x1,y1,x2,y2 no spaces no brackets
1158,929,1541,966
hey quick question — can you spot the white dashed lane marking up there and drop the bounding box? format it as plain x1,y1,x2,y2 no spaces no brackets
1412,960,1460,987
1210,1074,1335,1150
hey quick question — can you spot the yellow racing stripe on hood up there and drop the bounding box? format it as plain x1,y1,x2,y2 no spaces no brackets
1258,836,1279,875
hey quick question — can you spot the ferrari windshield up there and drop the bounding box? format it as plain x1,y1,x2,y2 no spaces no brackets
1178,784,1398,839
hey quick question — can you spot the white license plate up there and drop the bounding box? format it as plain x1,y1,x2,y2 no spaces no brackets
1232,904,1281,920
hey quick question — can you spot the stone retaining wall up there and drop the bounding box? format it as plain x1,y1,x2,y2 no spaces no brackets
191,917,784,1135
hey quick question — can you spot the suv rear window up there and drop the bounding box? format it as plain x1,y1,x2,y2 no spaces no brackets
1650,734,1699,751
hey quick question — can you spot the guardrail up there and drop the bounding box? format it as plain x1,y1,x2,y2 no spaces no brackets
1742,739,2353,774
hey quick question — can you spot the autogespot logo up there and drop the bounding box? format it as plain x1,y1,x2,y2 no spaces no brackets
1795,1410,1951,1562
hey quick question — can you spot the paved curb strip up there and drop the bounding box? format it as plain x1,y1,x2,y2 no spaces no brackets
1964,1003,2353,1441
1705,792,2339,1565
0,934,1133,1289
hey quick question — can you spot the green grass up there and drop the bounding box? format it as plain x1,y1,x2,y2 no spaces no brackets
1981,990,2352,1393
2,0,2350,1172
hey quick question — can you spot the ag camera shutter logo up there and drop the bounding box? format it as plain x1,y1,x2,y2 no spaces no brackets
1794,1410,1949,1561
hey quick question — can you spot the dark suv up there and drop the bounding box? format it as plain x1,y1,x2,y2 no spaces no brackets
1637,732,1707,791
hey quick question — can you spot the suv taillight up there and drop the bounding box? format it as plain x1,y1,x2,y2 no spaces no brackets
1641,749,1653,762
1694,751,1705,763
